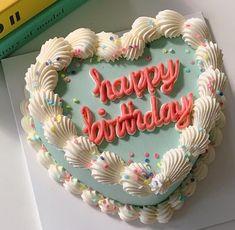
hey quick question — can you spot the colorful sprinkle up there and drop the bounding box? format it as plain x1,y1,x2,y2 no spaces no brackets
127,159,133,165
148,172,154,178
73,98,80,104
162,48,168,54
154,153,160,159
144,158,150,163
101,44,107,49
203,53,209,60
66,105,72,109
195,33,202,39
132,174,139,181
74,138,79,145
123,175,129,180
55,114,62,123
216,90,224,96
98,108,107,117
70,70,76,75
185,67,191,73
144,55,152,62
103,164,109,169
168,48,175,54
144,152,150,158
180,195,187,202
128,152,135,158
121,47,127,53
50,126,56,133
100,156,105,161
143,179,150,185
109,36,114,41
64,77,71,83
74,48,81,57
190,60,195,65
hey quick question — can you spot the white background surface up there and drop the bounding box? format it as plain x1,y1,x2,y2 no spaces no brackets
0,0,235,229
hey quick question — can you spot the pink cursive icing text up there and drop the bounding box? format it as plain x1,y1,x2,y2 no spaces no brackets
81,93,193,145
90,59,180,103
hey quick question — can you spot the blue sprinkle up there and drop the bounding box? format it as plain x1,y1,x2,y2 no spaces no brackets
100,156,105,160
148,172,153,177
180,195,187,202
216,90,224,96
144,159,150,163
123,175,129,179
71,70,76,75
198,127,205,132
185,67,191,73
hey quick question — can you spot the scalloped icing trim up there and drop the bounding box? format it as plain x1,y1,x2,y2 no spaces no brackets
22,9,227,223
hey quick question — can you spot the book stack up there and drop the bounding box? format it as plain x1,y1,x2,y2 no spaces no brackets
0,0,87,59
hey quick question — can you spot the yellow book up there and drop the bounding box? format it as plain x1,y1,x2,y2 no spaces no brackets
0,0,57,39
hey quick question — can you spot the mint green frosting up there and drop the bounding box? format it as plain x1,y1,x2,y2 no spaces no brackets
34,36,201,205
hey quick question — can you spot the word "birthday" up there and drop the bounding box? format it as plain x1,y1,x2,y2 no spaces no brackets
90,59,180,103
81,93,193,145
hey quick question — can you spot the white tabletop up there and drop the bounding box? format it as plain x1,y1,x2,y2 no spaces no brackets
0,0,235,229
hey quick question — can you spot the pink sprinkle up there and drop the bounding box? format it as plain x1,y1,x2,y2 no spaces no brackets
190,60,195,65
122,48,127,53
138,168,143,174
144,55,152,62
133,174,139,181
74,48,81,57
91,159,96,164
144,152,150,158
31,124,35,129
86,162,93,168
200,42,207,47
74,138,79,144
103,164,109,169
154,153,160,159
133,169,138,174
185,24,191,28
196,33,202,39
98,108,107,116
64,77,71,83
41,145,47,152
128,152,135,158
64,172,72,181
127,159,133,165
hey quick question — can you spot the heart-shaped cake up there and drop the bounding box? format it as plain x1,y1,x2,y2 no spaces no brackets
21,10,227,224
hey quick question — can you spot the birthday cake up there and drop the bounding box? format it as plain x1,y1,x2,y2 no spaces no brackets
21,10,227,224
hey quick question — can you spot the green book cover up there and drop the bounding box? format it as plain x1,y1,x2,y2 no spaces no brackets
0,0,87,59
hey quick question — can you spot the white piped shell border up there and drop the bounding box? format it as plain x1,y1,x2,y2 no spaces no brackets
22,10,226,223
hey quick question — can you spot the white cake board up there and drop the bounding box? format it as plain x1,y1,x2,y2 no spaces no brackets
2,12,235,230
